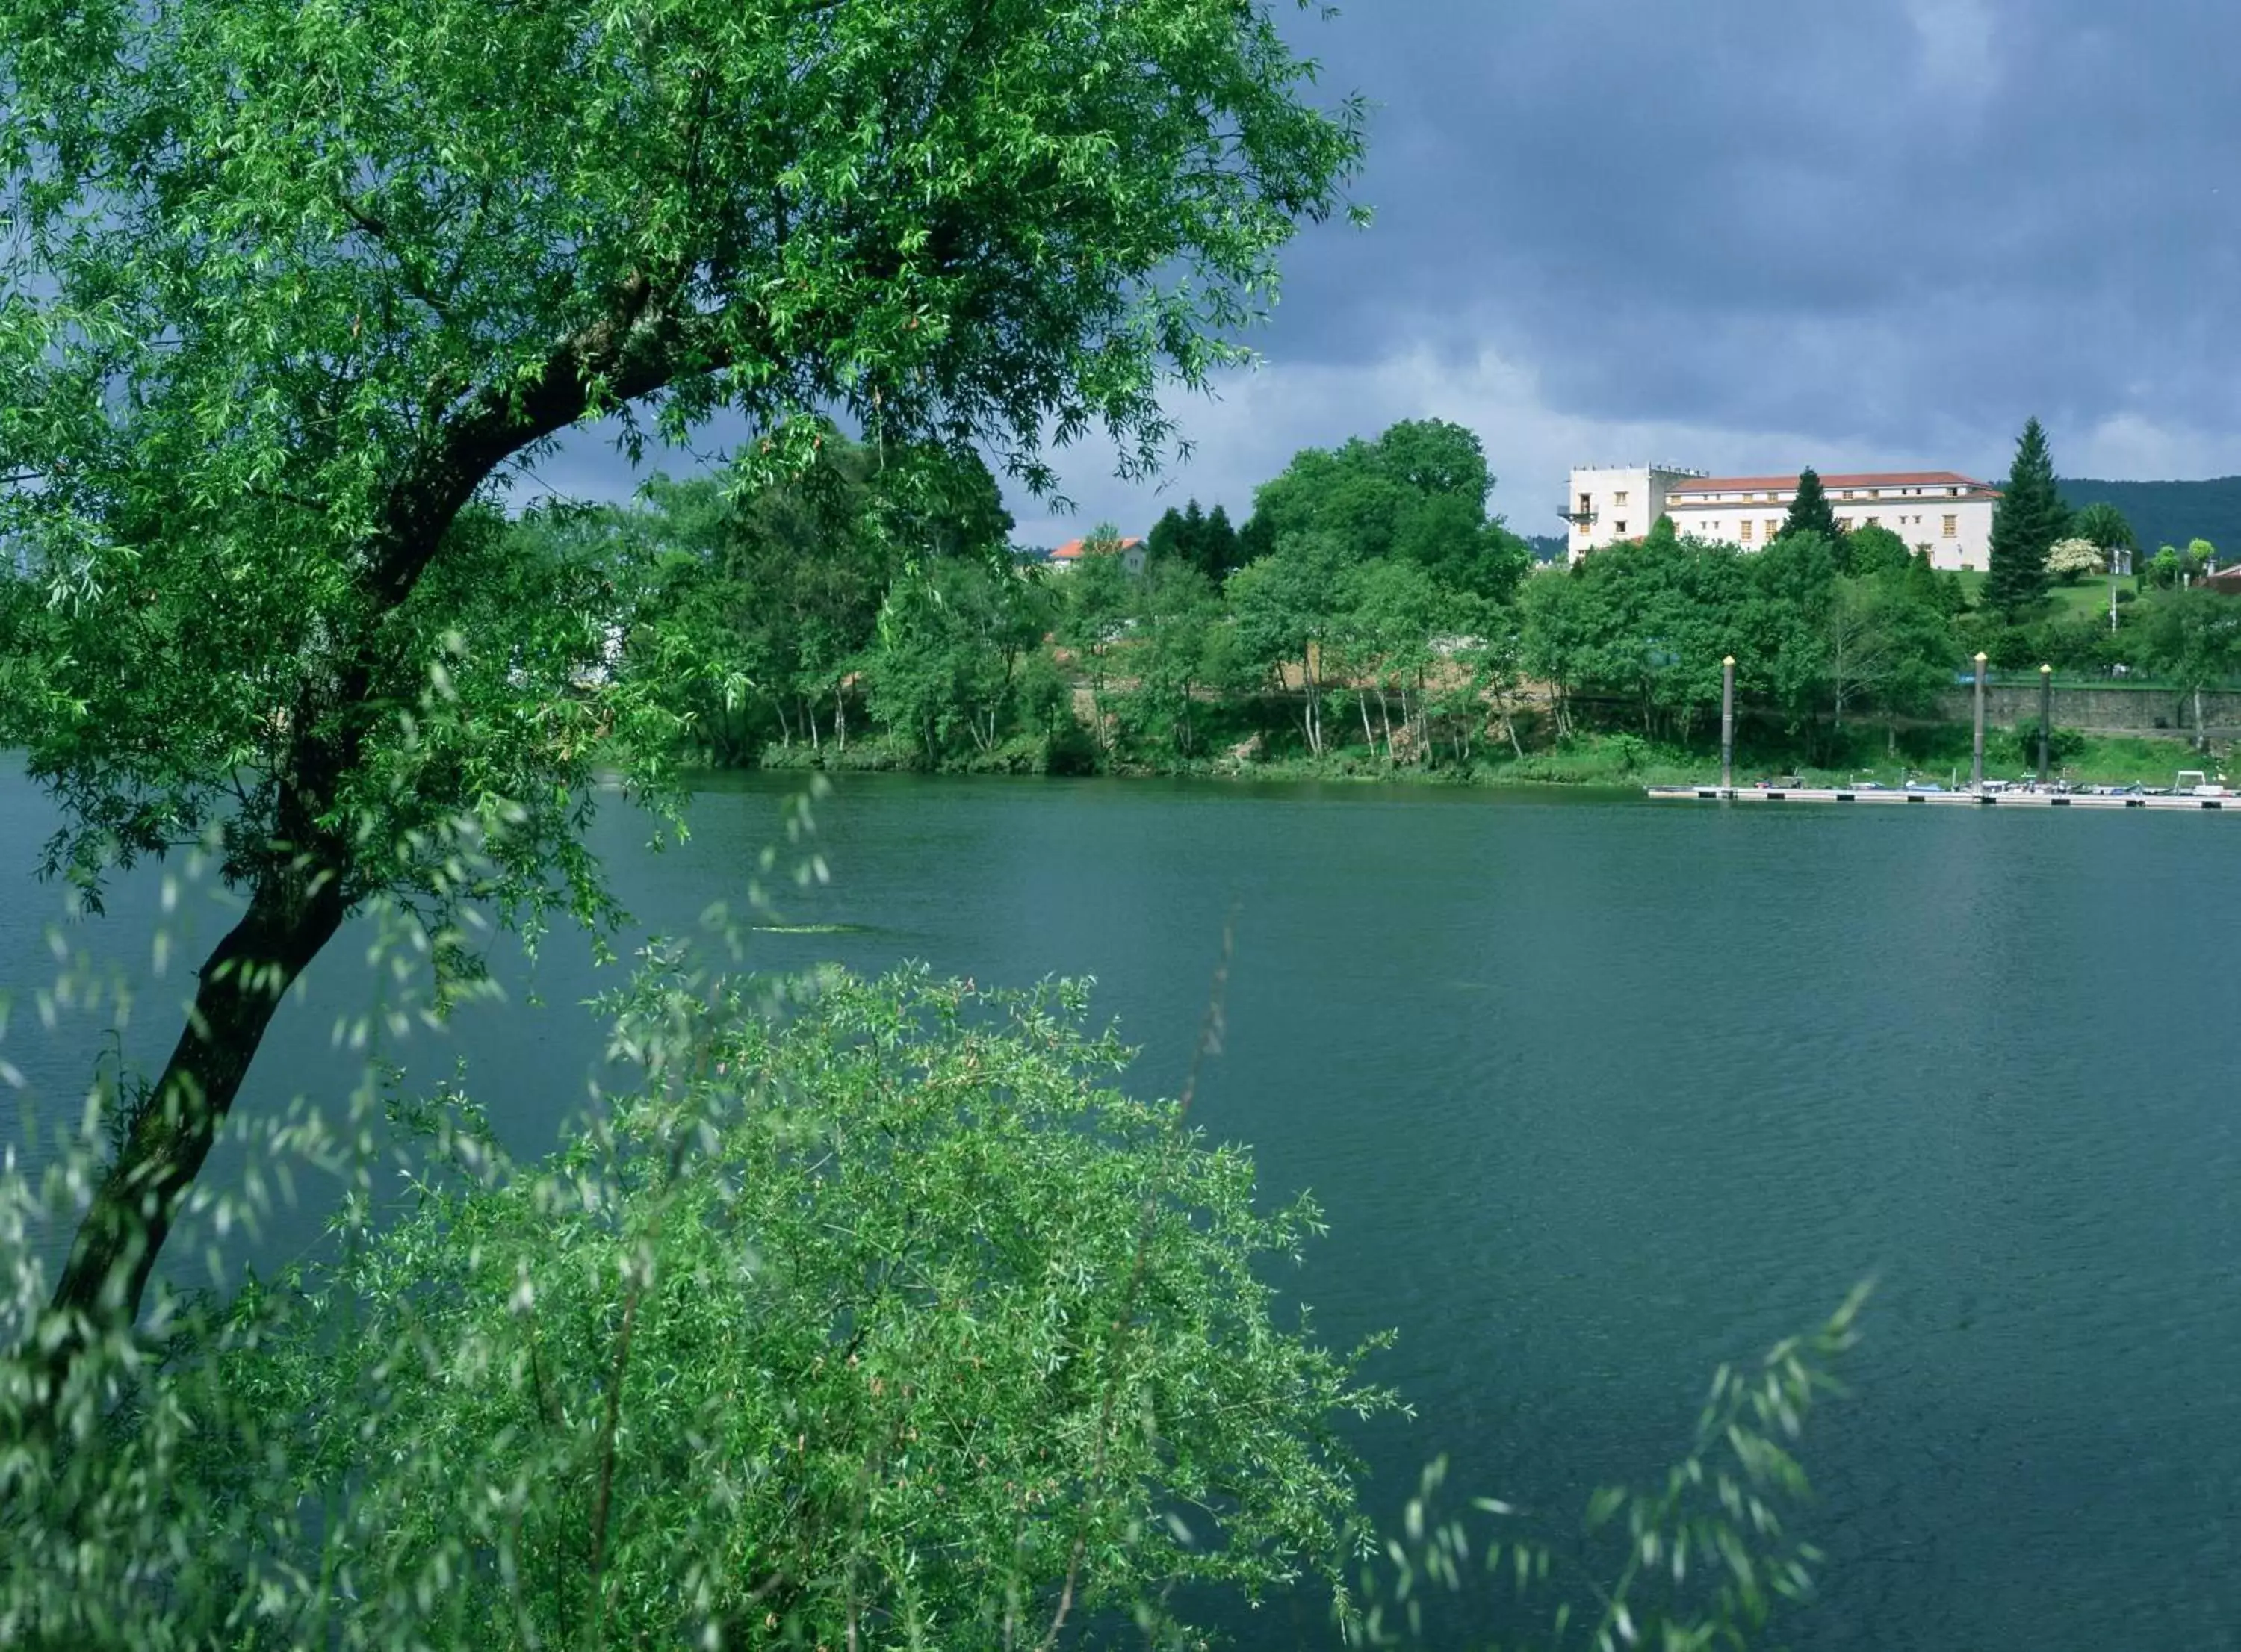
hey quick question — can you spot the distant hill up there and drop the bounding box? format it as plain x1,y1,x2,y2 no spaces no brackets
2058,476,2241,554
1524,533,1568,564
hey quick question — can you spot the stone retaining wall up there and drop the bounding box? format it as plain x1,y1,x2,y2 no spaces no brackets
1932,684,2241,735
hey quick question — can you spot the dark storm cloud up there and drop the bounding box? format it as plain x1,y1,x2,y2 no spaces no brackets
537,2,2241,538
1264,0,2241,450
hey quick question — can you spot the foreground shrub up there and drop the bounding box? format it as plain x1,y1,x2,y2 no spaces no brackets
0,960,1391,1649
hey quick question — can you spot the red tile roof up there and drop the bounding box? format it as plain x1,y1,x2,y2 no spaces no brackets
1667,471,1997,497
1049,535,1144,561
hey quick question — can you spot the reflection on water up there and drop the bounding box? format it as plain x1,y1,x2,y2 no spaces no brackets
4,766,2239,1649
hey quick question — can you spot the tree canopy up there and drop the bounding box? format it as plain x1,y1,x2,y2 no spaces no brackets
1242,419,1533,603
1519,530,1960,750
0,0,1366,1370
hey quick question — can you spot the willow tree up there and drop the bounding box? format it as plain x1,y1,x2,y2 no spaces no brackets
0,0,1364,1375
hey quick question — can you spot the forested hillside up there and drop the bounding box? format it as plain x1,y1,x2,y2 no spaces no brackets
2059,476,2241,553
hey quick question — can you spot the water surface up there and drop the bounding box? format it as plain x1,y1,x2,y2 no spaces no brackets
4,768,2238,1649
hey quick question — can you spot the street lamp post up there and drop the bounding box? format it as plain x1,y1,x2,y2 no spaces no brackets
1721,655,1735,790
1971,652,1988,792
2038,663,2053,787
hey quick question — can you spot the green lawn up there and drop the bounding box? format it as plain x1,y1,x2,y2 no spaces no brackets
2051,580,2121,618
1950,568,2124,619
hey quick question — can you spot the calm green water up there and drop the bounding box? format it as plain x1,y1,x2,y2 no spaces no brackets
6,768,2240,1648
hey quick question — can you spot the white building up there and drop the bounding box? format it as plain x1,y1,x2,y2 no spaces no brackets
1566,467,2005,573
1559,465,1705,559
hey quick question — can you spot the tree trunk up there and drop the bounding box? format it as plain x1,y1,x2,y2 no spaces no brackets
834,683,847,752
42,863,348,1358
775,698,793,748
805,695,820,754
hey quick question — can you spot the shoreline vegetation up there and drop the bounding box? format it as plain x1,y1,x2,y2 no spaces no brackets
609,418,2241,807
754,724,2227,792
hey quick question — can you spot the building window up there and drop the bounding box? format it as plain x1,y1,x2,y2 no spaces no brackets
1614,520,1627,536
1614,491,1630,506
1739,520,1753,542
1865,516,1879,528
1578,492,1592,515
1942,515,1958,538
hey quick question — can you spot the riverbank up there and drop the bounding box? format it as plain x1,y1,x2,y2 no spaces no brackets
752,724,2228,792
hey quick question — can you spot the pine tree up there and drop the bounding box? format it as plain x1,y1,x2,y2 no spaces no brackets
1780,468,1840,541
1146,506,1188,565
1202,503,1241,580
1177,498,1208,572
1984,417,2068,613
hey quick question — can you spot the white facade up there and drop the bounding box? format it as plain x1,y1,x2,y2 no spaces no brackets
1566,468,2004,573
1561,465,1705,561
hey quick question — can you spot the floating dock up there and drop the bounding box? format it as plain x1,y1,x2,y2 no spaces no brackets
1647,786,2237,811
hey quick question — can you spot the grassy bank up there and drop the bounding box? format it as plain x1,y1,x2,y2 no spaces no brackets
1951,568,2128,621
754,723,2234,791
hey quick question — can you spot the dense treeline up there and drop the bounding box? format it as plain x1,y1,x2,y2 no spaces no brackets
604,417,1551,771
2059,475,2241,563
1519,519,1960,751
574,415,2241,779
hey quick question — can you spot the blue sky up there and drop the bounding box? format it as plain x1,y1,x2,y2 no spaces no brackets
542,0,2241,547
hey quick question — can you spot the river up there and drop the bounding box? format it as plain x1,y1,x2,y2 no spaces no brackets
4,767,2239,1648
